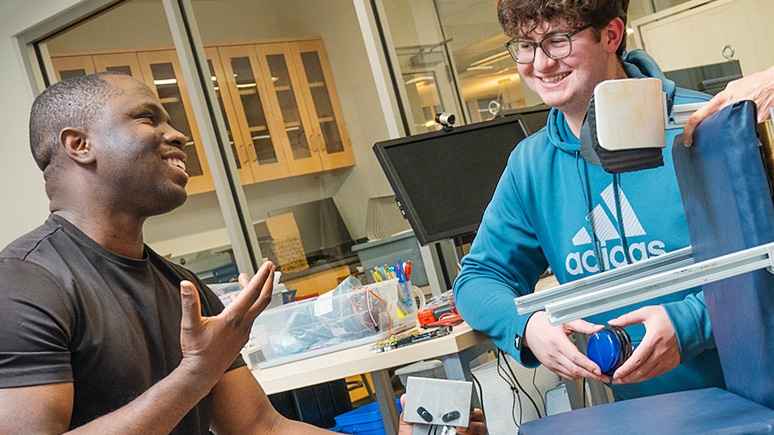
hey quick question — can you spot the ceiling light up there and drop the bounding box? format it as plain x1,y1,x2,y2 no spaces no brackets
468,51,510,69
466,66,495,71
405,76,435,85
153,78,177,86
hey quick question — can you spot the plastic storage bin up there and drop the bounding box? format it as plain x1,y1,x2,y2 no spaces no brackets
367,279,420,331
330,399,402,434
247,285,394,368
351,231,428,286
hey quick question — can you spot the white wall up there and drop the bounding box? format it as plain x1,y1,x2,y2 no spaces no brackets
190,0,283,43
0,0,84,248
47,2,174,52
44,0,282,52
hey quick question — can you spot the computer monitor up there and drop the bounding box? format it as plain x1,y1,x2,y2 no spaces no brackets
373,116,529,246
664,60,743,96
501,103,552,135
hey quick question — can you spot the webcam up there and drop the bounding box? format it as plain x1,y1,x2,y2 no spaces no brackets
435,112,456,131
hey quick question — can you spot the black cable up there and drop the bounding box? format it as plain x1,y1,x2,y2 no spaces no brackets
582,378,588,408
576,155,606,272
531,368,546,412
500,350,543,419
470,371,486,418
495,350,523,427
612,174,633,265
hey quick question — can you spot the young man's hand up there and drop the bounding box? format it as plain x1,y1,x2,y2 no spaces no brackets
608,305,680,384
524,311,608,383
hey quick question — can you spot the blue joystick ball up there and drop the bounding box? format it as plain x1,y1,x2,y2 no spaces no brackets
586,326,632,376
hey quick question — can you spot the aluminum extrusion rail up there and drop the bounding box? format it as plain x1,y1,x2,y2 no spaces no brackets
514,243,774,325
515,247,693,316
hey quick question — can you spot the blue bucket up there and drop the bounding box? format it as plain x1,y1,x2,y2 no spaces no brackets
330,399,402,434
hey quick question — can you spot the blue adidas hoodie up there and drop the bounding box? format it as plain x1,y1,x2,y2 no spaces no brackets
453,50,725,400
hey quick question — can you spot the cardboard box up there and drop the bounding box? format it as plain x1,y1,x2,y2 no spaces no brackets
254,213,309,274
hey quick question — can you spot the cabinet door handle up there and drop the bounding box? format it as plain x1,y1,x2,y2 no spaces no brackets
248,143,258,162
309,134,318,152
318,133,326,152
236,144,249,165
722,44,735,60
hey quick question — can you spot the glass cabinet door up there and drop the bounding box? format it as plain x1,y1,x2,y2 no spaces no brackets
293,39,355,170
255,42,322,176
136,50,214,194
52,53,147,86
51,55,96,81
204,47,253,184
92,52,147,81
216,45,291,183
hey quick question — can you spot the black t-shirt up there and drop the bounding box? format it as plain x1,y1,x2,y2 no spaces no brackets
0,214,244,433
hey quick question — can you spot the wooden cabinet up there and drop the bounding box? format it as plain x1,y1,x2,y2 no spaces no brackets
204,47,272,185
50,37,355,193
93,52,145,78
293,39,355,171
217,39,356,178
51,55,96,80
213,45,293,183
633,0,774,75
256,42,325,176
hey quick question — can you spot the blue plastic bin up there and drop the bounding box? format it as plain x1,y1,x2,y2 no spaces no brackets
330,399,402,434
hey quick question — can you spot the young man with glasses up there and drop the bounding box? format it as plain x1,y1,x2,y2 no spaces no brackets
453,0,726,401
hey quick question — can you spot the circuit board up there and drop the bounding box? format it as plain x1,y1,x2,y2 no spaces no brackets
369,326,453,353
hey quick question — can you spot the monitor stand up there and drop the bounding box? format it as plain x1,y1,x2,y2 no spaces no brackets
419,239,460,296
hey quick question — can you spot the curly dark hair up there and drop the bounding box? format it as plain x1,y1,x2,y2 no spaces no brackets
29,71,127,176
497,0,630,57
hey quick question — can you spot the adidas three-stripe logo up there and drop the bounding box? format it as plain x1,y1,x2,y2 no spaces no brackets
565,184,666,276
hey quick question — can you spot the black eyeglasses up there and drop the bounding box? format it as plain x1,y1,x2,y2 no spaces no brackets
505,24,592,64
